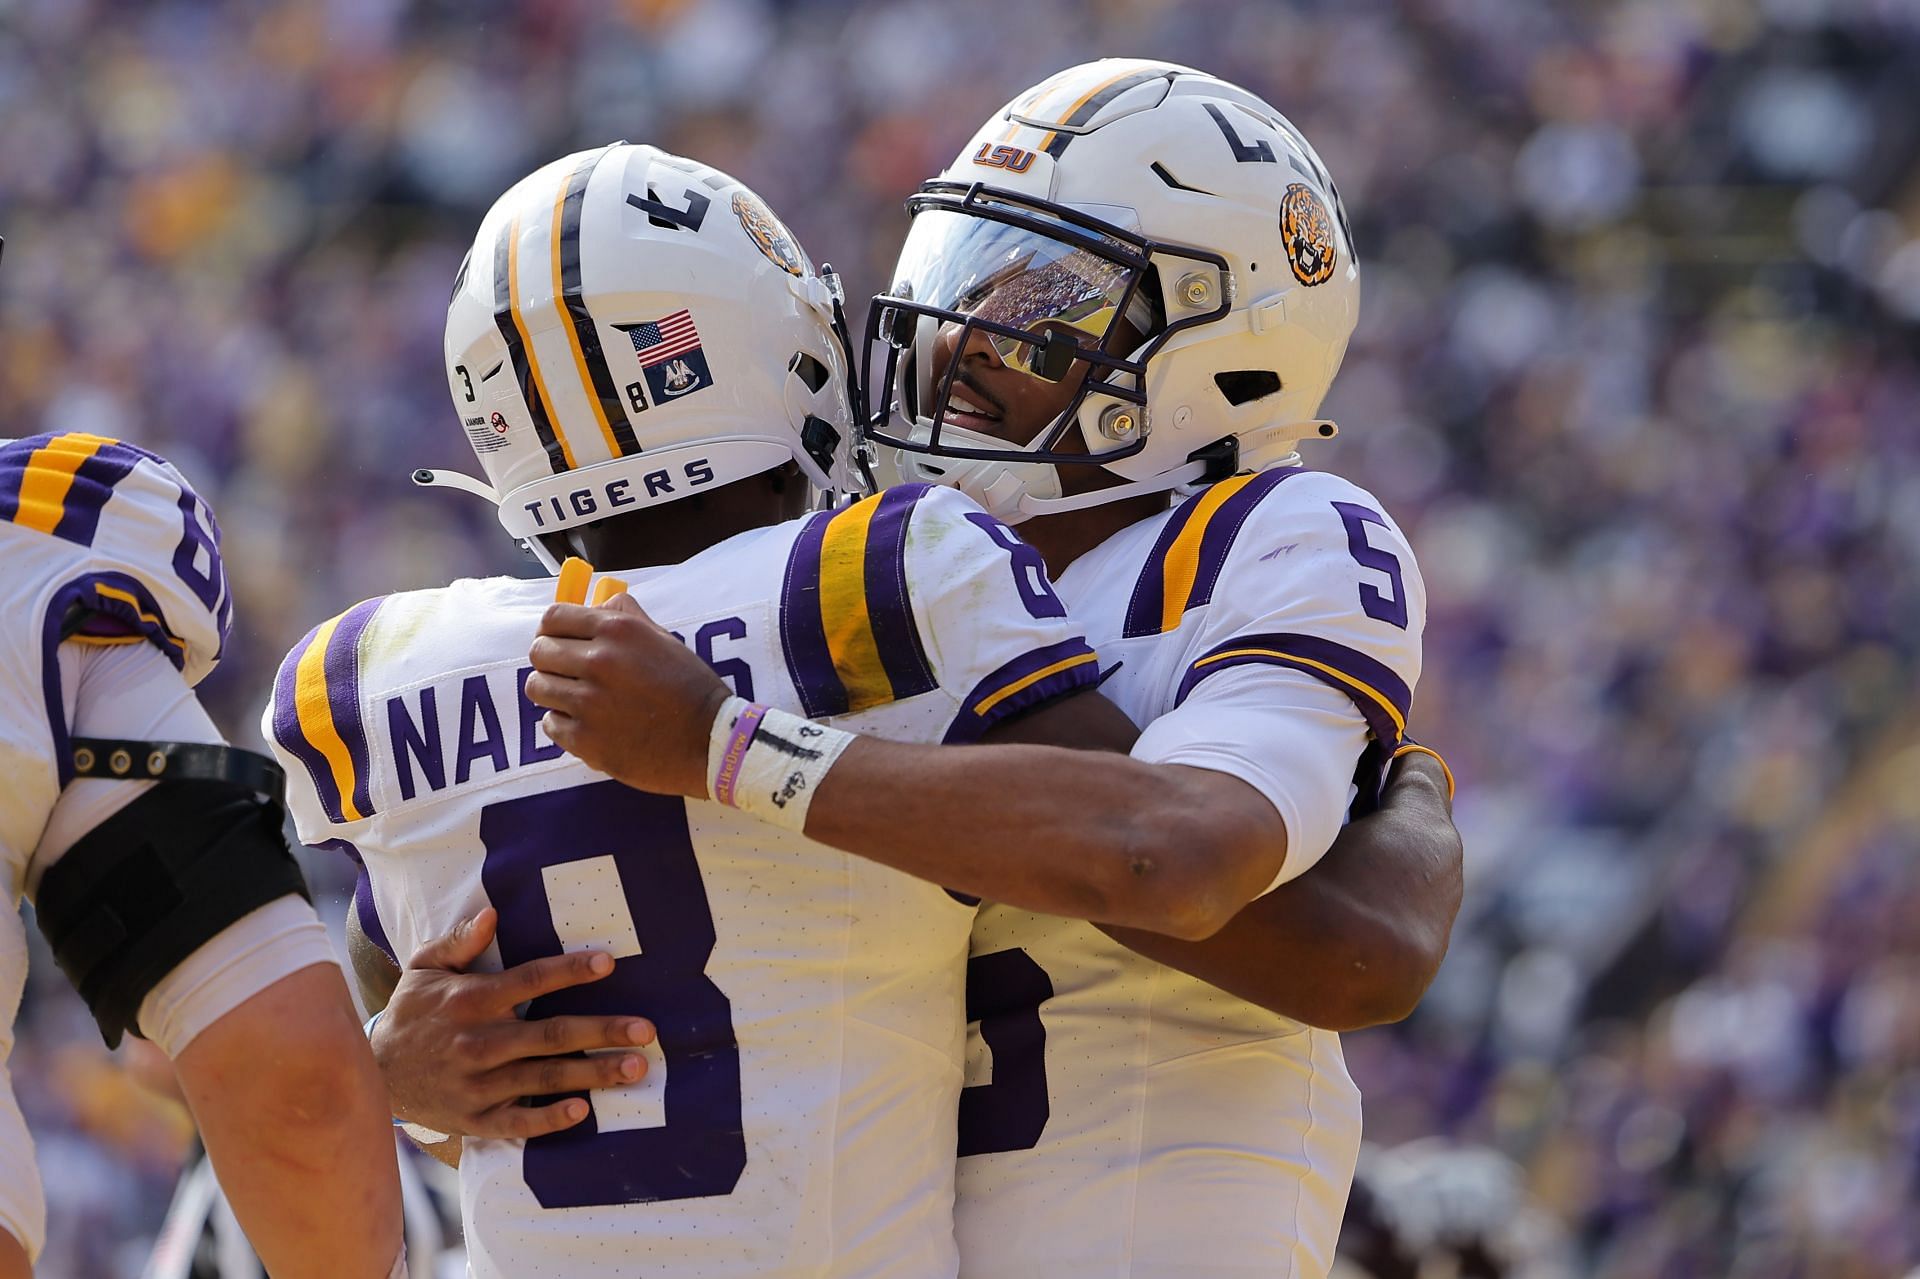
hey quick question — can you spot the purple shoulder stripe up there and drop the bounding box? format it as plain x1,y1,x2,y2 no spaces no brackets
1122,467,1305,638
270,622,346,825
1186,468,1302,612
325,599,383,823
944,636,1101,744
862,483,938,703
1176,630,1412,748
778,510,846,717
1120,490,1207,638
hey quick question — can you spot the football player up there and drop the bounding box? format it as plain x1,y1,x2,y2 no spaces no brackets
0,433,404,1278
523,61,1451,1278
264,143,1127,1279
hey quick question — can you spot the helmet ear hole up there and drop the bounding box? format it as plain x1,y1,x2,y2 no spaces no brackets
788,351,831,393
1214,370,1282,405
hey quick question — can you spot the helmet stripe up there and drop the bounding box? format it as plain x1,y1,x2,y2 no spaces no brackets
1039,66,1167,158
491,212,575,472
551,147,642,459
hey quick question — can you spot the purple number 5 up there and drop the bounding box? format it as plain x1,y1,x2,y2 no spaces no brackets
480,781,745,1207
1332,501,1408,629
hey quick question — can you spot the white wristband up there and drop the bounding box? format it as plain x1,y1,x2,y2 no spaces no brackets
706,695,856,832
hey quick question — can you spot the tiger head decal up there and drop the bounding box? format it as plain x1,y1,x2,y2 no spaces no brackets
1280,183,1337,287
732,190,806,277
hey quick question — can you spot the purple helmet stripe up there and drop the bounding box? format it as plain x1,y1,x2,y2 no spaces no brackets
778,510,848,717
862,483,939,703
323,598,384,823
944,636,1101,743
1175,630,1411,747
271,622,349,825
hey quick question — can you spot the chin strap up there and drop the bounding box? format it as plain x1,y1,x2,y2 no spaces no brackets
411,468,499,502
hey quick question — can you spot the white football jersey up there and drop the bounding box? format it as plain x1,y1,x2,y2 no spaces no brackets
0,432,233,1261
954,467,1427,1279
265,483,1102,1279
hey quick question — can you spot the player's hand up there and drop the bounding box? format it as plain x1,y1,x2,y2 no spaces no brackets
526,592,732,798
372,907,657,1139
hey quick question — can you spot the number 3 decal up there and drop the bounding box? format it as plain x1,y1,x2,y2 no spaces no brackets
1332,501,1408,629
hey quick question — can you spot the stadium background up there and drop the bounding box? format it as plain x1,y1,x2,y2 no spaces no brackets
6,0,1918,1275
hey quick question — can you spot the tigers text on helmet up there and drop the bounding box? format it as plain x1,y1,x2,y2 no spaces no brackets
862,59,1359,523
421,142,859,570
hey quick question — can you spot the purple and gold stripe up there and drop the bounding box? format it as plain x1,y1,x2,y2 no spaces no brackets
271,598,384,825
779,486,940,719
41,572,188,784
860,485,938,704
945,636,1101,743
778,509,841,717
1175,630,1411,748
492,215,573,474
1037,65,1170,158
552,147,640,459
0,433,162,548
1122,468,1303,638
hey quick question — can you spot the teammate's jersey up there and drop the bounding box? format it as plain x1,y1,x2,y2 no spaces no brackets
0,432,233,1260
265,483,1101,1279
953,467,1427,1279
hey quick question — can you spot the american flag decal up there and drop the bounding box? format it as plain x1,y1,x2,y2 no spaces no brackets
626,309,701,367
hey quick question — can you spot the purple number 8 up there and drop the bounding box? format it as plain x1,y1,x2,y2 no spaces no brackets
1332,501,1408,630
964,512,1066,620
480,781,745,1207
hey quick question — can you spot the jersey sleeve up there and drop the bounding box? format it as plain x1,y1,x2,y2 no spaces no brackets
0,433,232,689
773,484,1101,742
29,640,333,1057
900,486,1102,741
1131,470,1426,889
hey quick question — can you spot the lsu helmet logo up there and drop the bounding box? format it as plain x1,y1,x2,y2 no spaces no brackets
732,190,806,276
1281,182,1337,287
972,143,1037,174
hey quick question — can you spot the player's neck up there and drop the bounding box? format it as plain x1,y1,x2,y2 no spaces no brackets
570,467,808,571
1020,489,1170,578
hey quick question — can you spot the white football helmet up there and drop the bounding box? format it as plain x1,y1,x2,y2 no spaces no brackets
421,142,857,569
863,59,1360,523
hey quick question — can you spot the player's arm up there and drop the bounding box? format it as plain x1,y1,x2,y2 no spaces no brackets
1099,747,1461,1029
29,641,404,1279
532,594,1280,940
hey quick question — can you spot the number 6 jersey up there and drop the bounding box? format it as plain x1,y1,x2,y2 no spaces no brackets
264,484,1101,1279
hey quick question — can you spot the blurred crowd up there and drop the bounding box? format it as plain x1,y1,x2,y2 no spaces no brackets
4,0,1917,1275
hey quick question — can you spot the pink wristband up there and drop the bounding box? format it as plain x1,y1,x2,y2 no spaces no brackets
711,702,768,807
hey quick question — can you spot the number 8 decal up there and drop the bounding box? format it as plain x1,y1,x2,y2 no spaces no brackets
481,780,745,1207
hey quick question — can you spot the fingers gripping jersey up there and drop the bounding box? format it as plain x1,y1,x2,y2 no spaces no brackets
0,432,232,1260
955,468,1425,1279
264,484,1099,1279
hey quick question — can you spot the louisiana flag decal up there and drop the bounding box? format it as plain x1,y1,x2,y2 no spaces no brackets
619,309,714,404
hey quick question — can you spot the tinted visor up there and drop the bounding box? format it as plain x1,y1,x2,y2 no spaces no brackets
889,208,1139,379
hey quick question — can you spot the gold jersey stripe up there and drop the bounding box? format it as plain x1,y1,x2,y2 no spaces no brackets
14,432,113,535
291,612,365,823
